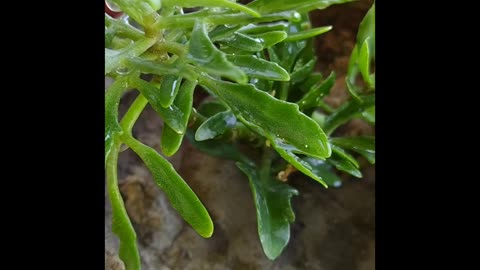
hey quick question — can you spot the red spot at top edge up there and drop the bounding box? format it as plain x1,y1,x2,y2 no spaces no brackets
105,2,123,18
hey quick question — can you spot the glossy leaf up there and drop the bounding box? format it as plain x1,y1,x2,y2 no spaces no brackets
238,22,288,35
132,78,187,134
330,136,375,164
156,10,302,29
356,4,375,60
362,106,375,124
284,26,332,42
219,32,264,52
345,74,363,103
195,111,237,141
106,144,140,270
237,162,298,260
297,71,335,110
187,20,247,84
248,31,288,48
186,130,254,166
105,77,129,164
209,25,242,41
105,38,156,74
358,38,373,87
268,20,306,71
199,75,331,159
125,57,197,81
160,79,197,156
227,54,290,81
161,125,183,157
290,58,316,84
303,157,342,187
162,0,261,17
323,94,375,135
331,145,359,169
327,151,362,178
247,0,353,13
271,142,328,187
123,135,214,238
158,75,183,108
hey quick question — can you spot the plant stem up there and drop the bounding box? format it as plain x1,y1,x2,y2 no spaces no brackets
278,81,289,101
120,92,149,134
105,14,145,41
105,139,141,270
260,145,274,181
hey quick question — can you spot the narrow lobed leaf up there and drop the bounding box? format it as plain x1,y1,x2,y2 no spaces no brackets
123,135,214,238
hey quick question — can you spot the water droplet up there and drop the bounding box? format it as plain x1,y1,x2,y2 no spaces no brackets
115,67,130,75
333,181,342,188
305,144,308,148
105,0,122,12
292,12,302,22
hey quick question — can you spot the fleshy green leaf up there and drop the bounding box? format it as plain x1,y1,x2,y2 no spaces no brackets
160,79,197,156
303,157,342,187
158,75,183,108
237,162,298,260
361,106,375,124
330,136,375,164
132,78,188,134
162,0,261,17
327,150,362,178
156,10,302,29
290,58,316,84
106,144,141,270
356,3,375,60
105,38,156,75
187,20,247,84
123,135,214,238
227,54,290,81
247,0,353,14
297,71,335,110
209,25,243,41
268,20,306,71
195,111,237,141
284,26,332,42
331,145,359,169
358,38,372,87
238,22,289,34
219,32,264,52
345,73,363,103
126,57,197,81
323,94,375,135
199,75,331,159
161,125,183,157
248,31,288,48
271,142,328,187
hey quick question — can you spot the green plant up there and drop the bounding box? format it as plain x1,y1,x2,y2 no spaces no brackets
105,0,375,269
